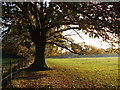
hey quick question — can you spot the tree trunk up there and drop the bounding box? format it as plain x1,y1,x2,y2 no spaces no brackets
28,28,50,71
29,42,49,71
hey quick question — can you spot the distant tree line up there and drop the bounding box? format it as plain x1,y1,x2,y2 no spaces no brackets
47,53,118,58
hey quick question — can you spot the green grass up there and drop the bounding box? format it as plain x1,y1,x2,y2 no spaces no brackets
46,57,118,88
10,57,119,88
2,58,19,74
2,58,19,67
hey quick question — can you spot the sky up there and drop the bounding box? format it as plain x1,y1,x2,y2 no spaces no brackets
63,30,117,49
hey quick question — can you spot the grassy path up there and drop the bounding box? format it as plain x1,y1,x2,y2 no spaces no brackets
12,57,118,88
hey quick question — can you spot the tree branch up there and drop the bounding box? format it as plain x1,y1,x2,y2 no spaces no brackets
46,42,81,55
17,35,31,48
78,11,114,29
47,27,80,39
73,29,84,40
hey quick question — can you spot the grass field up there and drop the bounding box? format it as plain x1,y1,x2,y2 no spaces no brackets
3,57,119,88
2,58,19,67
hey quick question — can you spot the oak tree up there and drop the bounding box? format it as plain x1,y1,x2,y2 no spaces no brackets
2,2,120,70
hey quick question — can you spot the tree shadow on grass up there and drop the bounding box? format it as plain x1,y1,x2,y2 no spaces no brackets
14,70,49,80
41,85,55,89
10,86,55,89
12,70,56,89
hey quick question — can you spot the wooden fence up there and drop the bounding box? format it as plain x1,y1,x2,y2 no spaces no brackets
2,59,23,89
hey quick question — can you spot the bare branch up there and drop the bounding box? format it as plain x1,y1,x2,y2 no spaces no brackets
47,27,80,39
73,29,84,40
14,2,24,12
46,42,81,55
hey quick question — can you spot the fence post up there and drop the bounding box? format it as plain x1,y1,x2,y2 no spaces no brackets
2,67,3,74
10,60,12,86
17,59,20,73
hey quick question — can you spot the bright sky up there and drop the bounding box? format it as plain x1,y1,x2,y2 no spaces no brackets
63,30,113,49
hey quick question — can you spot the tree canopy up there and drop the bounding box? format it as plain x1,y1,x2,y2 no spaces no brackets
2,2,120,70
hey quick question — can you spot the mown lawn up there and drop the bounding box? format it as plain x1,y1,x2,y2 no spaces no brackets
2,58,19,67
2,58,19,74
11,57,118,88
